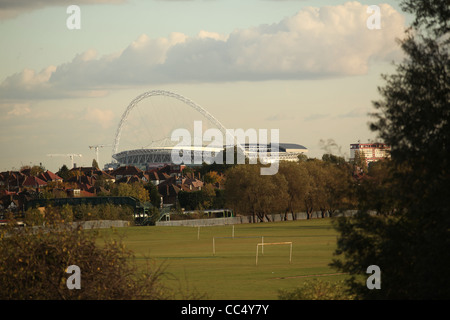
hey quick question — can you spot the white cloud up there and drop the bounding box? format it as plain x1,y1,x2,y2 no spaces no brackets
0,2,406,100
3,102,31,118
84,108,115,129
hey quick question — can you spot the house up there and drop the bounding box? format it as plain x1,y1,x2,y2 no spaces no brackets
115,175,143,184
147,170,170,185
38,170,63,183
111,166,143,180
156,175,205,205
180,177,203,191
157,182,181,206
0,171,25,190
22,176,47,189
0,191,23,213
92,170,115,184
156,164,185,177
67,174,96,186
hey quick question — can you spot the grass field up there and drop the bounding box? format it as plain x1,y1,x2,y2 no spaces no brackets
97,218,347,299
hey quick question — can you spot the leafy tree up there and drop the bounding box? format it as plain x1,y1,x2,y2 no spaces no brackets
57,164,70,181
351,149,368,174
203,171,224,185
356,160,398,215
30,164,45,177
178,184,219,211
320,161,355,217
92,158,99,169
303,160,327,219
0,219,169,299
277,162,310,220
225,164,288,222
145,183,162,209
212,189,226,209
322,153,346,166
178,190,206,211
111,182,150,203
297,153,308,162
332,0,450,299
278,279,355,300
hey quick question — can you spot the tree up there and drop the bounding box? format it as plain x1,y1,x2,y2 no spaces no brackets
203,171,224,185
351,149,368,174
331,0,450,299
92,158,99,169
356,159,398,215
303,160,327,219
277,162,310,220
30,164,45,177
322,153,346,166
278,279,354,300
225,164,288,222
0,219,169,299
57,164,70,181
320,161,355,217
111,182,150,203
145,183,162,209
178,190,207,211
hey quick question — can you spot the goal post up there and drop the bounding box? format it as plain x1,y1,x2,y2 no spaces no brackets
255,242,292,265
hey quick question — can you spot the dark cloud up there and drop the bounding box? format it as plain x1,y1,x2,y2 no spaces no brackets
0,0,126,19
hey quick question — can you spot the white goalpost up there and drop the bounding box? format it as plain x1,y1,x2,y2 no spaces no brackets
255,242,292,265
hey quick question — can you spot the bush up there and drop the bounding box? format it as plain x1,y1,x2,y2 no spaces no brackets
278,279,355,300
0,219,169,300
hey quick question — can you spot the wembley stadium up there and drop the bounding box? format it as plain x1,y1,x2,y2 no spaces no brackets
105,90,307,170
110,143,308,170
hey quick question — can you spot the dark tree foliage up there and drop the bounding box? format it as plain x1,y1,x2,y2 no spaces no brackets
145,182,162,208
400,0,449,38
57,164,70,181
0,219,169,300
331,0,450,299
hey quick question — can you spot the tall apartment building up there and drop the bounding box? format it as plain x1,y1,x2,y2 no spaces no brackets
349,142,390,165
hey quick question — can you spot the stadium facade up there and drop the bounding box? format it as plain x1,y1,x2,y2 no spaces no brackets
108,143,308,171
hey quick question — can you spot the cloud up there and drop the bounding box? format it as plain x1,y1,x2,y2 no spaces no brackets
0,102,31,119
336,107,371,119
84,108,115,129
0,0,126,19
0,2,406,100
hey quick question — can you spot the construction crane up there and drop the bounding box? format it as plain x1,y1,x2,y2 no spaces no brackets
89,144,112,166
47,154,82,169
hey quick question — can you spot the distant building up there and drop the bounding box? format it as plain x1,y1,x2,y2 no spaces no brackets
110,143,308,170
350,142,390,165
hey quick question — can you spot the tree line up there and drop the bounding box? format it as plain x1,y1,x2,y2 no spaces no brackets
224,156,359,223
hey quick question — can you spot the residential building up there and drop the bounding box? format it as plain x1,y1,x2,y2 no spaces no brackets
349,142,391,165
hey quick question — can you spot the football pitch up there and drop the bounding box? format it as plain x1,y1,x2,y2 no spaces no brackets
98,218,347,299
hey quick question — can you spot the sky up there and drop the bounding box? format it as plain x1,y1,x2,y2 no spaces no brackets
0,0,412,172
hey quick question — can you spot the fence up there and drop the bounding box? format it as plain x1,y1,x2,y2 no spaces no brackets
155,210,358,227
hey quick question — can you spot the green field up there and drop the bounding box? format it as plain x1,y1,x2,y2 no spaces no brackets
98,218,347,299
